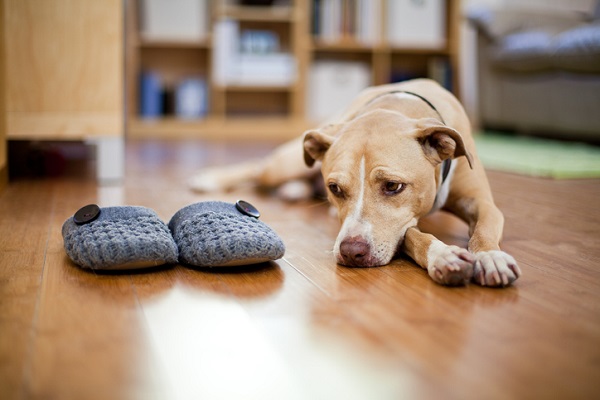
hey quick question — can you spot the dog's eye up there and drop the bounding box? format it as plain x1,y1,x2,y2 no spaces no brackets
383,181,405,196
328,183,344,198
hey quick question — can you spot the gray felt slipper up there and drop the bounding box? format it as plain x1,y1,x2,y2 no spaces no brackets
62,204,179,270
168,200,285,267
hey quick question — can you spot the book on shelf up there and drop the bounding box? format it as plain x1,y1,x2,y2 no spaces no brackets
175,78,209,119
357,0,381,45
212,19,240,85
212,19,297,86
427,57,452,91
140,72,209,119
312,0,381,45
240,30,280,54
140,72,163,118
388,57,452,91
139,0,209,42
313,0,446,48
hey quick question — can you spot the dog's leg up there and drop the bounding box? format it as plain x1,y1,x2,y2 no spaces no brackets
450,197,522,287
188,159,266,192
402,227,474,286
189,137,318,198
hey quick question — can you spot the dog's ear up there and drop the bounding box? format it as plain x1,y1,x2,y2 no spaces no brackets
417,120,474,169
303,127,336,167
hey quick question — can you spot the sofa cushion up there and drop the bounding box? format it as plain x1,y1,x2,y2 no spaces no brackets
553,23,600,72
492,23,600,73
493,30,554,72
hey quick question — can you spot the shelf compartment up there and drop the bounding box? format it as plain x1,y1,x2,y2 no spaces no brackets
225,90,290,117
139,47,209,86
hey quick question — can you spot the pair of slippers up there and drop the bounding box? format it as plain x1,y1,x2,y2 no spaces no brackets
62,200,285,271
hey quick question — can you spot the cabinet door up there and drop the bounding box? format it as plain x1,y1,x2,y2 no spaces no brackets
5,0,123,139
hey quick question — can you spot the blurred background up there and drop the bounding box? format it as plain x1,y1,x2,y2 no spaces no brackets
0,0,599,186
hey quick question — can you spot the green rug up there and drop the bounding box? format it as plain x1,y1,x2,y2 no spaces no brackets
474,132,600,179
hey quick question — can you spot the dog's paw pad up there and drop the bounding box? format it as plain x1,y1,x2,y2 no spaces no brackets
473,250,521,287
428,245,474,286
276,180,314,202
188,170,223,193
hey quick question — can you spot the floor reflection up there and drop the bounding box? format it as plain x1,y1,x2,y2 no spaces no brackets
140,283,409,400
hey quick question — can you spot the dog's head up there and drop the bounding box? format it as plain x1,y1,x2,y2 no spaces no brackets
303,110,473,267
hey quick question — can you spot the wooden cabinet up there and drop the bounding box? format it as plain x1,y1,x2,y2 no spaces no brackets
0,0,6,191
128,0,461,140
4,0,125,182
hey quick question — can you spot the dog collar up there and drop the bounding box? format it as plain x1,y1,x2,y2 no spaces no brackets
363,89,447,125
397,90,446,125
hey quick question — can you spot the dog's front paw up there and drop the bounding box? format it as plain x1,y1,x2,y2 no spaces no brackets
428,244,475,286
473,250,521,287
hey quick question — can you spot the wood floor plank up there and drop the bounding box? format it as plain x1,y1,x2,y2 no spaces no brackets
20,179,166,400
24,254,164,400
0,180,61,399
0,251,44,399
0,181,54,251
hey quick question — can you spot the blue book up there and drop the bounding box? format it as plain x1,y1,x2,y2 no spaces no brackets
140,71,163,118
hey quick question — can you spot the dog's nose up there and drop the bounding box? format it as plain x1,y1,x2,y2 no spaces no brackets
339,238,372,266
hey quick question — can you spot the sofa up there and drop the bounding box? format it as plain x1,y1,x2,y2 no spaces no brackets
468,3,600,140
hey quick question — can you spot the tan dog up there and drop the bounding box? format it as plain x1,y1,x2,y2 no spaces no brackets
189,79,521,287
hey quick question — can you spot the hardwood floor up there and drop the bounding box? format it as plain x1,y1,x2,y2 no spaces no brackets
1,139,599,400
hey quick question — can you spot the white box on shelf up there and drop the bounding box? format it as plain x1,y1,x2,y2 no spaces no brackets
140,0,209,41
386,0,446,49
307,61,371,123
237,53,296,86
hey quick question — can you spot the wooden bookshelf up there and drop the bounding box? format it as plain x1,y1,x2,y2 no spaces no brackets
127,0,461,141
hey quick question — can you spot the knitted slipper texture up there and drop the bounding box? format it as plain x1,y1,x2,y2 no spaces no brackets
169,201,285,267
62,206,179,270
